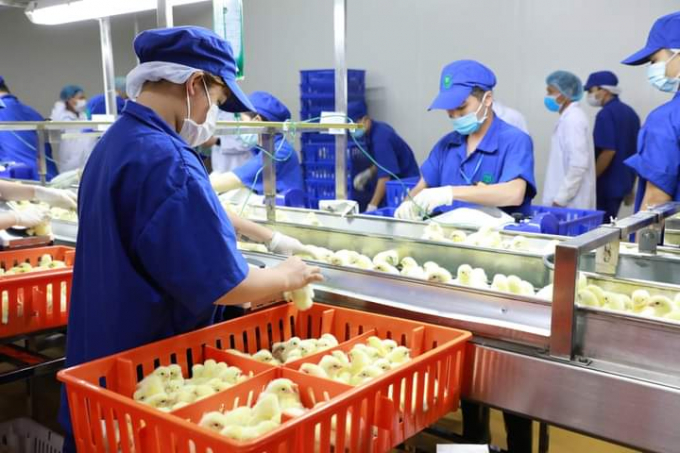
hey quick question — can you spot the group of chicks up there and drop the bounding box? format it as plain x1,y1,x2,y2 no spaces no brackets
0,254,67,276
132,360,250,412
574,277,680,321
297,336,411,387
198,378,304,442
227,333,340,365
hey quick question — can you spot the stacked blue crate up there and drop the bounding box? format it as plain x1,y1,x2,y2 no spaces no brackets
299,69,372,209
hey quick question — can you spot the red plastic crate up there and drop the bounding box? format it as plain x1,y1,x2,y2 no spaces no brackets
58,302,470,452
0,246,75,339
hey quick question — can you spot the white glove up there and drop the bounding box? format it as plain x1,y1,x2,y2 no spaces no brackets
267,232,311,256
395,200,421,220
34,186,77,210
353,167,374,191
412,186,454,215
12,207,49,228
366,204,378,213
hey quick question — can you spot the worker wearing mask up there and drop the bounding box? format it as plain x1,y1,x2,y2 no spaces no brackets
0,76,58,180
50,84,96,173
209,110,253,173
395,60,536,220
86,76,128,116
0,180,76,230
210,91,303,196
584,71,640,220
349,100,420,212
622,11,680,212
59,27,321,452
542,71,596,210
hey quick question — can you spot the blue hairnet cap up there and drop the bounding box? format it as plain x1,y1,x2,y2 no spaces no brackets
348,100,368,122
248,91,291,122
429,60,496,111
622,12,680,65
546,71,583,101
114,76,127,94
134,26,255,113
60,85,84,101
584,71,619,91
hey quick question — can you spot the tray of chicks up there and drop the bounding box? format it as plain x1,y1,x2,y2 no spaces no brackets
0,247,73,338
169,368,394,452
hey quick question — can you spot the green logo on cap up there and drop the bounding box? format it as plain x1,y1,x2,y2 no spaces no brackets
443,75,452,89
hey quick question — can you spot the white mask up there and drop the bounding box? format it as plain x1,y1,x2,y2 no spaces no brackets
179,77,218,147
586,92,602,107
74,99,87,113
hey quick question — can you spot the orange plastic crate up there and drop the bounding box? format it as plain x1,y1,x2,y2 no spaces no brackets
0,246,75,339
58,302,470,452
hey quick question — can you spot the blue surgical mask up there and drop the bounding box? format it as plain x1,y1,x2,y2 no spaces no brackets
350,127,365,139
238,133,258,148
451,92,489,135
647,52,680,92
544,95,561,112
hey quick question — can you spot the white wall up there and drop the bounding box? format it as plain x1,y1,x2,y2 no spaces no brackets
0,0,677,203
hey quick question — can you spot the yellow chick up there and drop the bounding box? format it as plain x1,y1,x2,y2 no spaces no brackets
387,346,411,367
349,348,371,375
199,412,229,433
299,363,328,378
454,264,473,286
318,355,347,379
449,230,467,243
577,289,600,307
427,266,453,284
350,366,384,386
316,333,339,349
263,378,303,411
367,336,388,357
331,350,351,368
647,295,676,317
372,249,400,267
602,292,627,311
222,406,254,427
252,349,276,364
421,222,447,242
585,285,606,306
167,364,183,381
630,289,651,313
401,265,427,280
400,256,419,269
519,280,535,296
373,359,392,373
249,393,281,425
283,285,314,311
506,275,524,295
423,261,440,273
350,254,374,270
372,261,400,275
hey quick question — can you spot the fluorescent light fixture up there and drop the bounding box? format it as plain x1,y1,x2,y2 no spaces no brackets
25,0,209,25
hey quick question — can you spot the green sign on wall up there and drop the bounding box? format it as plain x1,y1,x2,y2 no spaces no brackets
213,0,244,80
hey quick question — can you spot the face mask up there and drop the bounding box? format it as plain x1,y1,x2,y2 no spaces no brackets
238,133,259,148
647,52,680,92
451,92,489,135
179,77,218,147
544,95,561,112
586,92,602,107
351,127,366,139
74,99,87,113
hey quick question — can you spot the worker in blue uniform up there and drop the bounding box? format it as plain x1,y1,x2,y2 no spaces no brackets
622,11,680,212
395,60,536,220
210,91,303,195
348,100,420,212
86,76,127,116
583,71,640,220
59,27,321,452
0,76,58,180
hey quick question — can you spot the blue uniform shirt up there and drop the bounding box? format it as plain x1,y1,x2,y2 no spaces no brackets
0,94,57,180
367,120,420,180
625,91,680,212
593,97,640,200
420,116,536,215
233,136,303,194
86,93,126,116
59,101,249,436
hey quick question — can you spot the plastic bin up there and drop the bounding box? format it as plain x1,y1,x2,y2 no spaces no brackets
58,302,470,452
384,177,419,207
528,206,605,236
301,143,366,164
299,69,366,94
0,417,64,453
0,246,75,339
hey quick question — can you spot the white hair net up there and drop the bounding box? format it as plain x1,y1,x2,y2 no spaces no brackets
600,85,622,95
546,70,584,101
126,61,201,100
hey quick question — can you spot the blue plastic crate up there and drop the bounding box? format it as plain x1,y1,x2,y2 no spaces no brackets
301,142,366,164
384,177,420,207
300,69,366,93
529,205,605,236
300,92,365,111
305,179,353,199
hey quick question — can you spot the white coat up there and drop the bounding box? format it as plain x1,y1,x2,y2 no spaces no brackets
493,100,529,134
210,111,252,174
542,103,596,210
50,101,97,173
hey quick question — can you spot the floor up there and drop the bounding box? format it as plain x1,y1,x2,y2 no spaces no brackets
0,338,640,453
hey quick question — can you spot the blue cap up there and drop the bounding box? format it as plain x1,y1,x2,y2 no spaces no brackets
546,71,583,101
584,71,619,90
133,26,255,113
248,91,291,122
60,85,84,101
348,100,368,122
622,12,680,65
429,60,496,111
